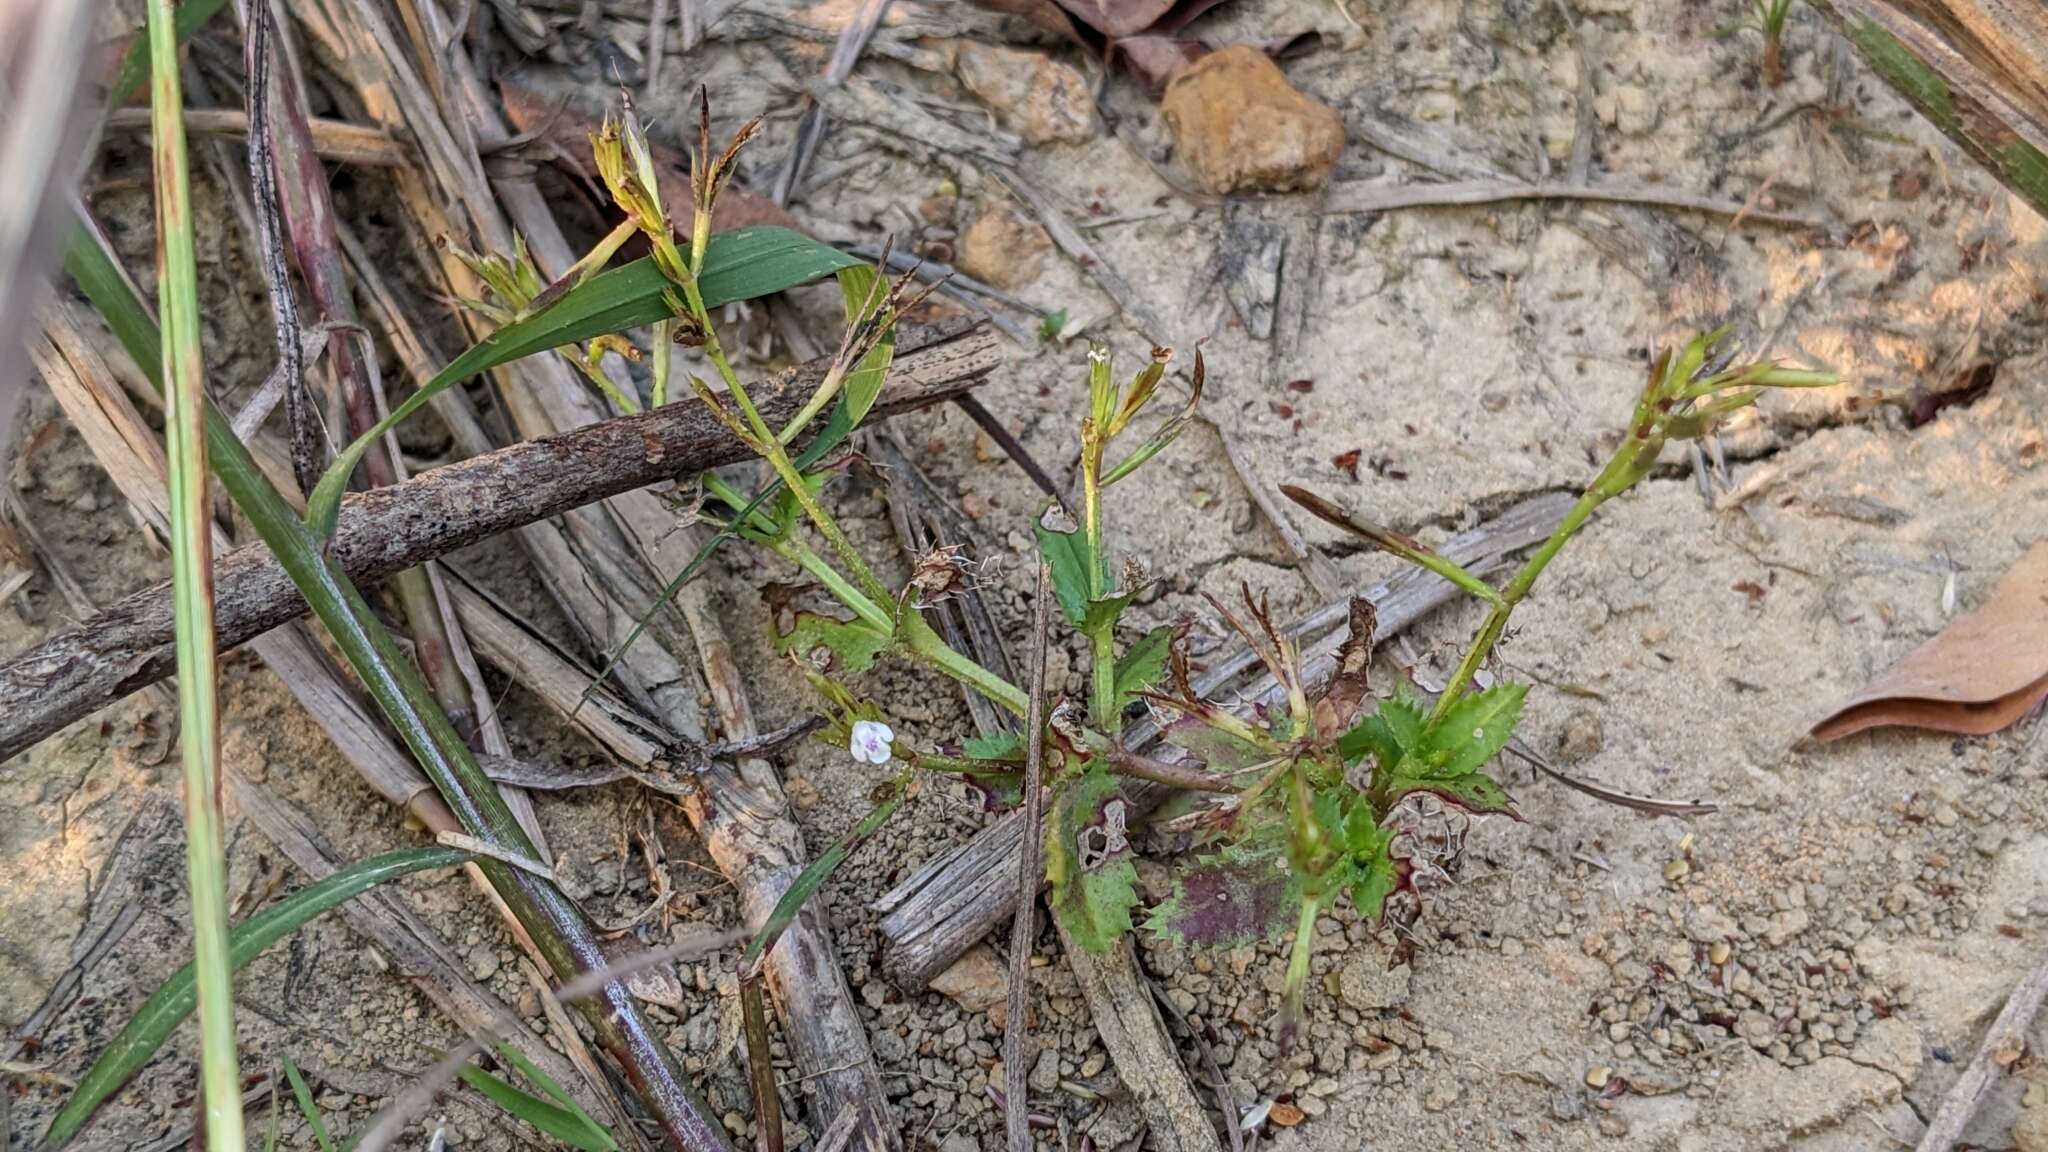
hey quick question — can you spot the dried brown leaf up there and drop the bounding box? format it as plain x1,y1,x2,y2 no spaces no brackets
1812,542,2048,741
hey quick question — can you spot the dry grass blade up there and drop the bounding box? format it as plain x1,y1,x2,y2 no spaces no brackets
1005,559,1052,1152
101,107,409,166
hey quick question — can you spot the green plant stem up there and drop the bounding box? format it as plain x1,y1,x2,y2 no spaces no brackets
1427,482,1609,724
678,273,889,607
147,4,241,1146
650,319,672,407
1082,426,1120,735
901,614,1030,716
567,350,641,415
766,536,892,633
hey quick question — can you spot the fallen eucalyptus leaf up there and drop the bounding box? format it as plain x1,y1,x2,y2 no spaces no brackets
1812,541,2048,740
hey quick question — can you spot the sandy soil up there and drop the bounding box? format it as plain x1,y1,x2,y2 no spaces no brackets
6,0,2048,1149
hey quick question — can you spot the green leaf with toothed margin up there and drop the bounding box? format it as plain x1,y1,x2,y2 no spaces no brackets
1420,683,1525,778
1047,766,1141,953
1112,625,1173,707
1383,770,1518,816
1036,513,1094,626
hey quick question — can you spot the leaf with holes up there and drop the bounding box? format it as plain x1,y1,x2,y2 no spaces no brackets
780,613,891,675
1036,512,1095,626
1046,766,1141,953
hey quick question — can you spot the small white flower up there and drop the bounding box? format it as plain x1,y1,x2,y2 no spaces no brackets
848,719,895,765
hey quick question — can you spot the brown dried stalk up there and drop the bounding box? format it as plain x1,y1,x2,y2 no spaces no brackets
1004,560,1051,1152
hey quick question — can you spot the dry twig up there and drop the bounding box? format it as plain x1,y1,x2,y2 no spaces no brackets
1004,559,1052,1152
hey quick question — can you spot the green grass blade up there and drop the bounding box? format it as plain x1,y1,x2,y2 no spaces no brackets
43,847,472,1148
282,1057,338,1152
304,226,859,540
459,1061,619,1152
486,1040,586,1114
147,2,241,1147
741,777,908,970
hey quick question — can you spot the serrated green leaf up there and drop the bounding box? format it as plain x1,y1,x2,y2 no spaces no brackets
1379,692,1426,751
1036,515,1093,626
307,227,858,539
1047,767,1140,953
1113,625,1173,706
1384,771,1518,815
1145,843,1299,949
1345,845,1404,922
1337,798,1402,921
963,732,1025,760
780,613,891,675
1423,683,1526,777
1337,710,1405,771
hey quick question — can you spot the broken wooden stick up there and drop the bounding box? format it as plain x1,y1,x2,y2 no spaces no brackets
0,319,998,761
1914,950,2048,1152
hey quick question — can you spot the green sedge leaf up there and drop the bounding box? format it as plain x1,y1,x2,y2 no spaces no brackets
780,612,892,676
307,227,857,539
1047,767,1141,953
1112,625,1174,706
105,0,230,112
459,1063,619,1152
1035,513,1094,626
826,264,897,439
743,778,906,967
487,1040,587,1114
1424,683,1526,778
280,1058,335,1152
45,848,472,1147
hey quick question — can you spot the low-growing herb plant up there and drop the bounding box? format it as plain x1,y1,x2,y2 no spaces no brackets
371,96,1836,1045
